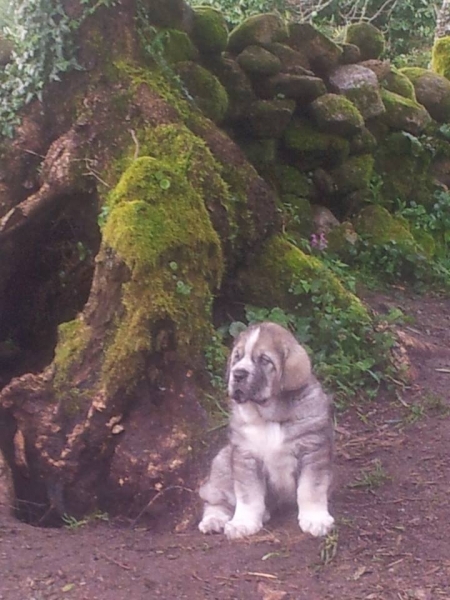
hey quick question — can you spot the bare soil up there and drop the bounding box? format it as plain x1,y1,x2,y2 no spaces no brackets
1,290,450,600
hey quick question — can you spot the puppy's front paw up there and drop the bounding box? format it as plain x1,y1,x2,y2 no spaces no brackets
224,518,263,540
299,508,334,537
199,509,231,534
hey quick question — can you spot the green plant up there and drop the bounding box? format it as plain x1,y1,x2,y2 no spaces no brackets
349,459,390,491
0,0,117,137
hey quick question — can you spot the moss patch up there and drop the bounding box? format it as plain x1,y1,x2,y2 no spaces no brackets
381,89,431,135
432,36,450,80
331,154,374,196
175,61,229,123
283,118,350,170
161,29,199,63
192,6,228,55
228,13,288,54
382,68,416,100
345,22,385,60
310,93,364,138
102,153,223,394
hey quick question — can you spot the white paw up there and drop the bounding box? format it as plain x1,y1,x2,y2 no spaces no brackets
199,512,231,534
299,509,334,537
224,518,263,540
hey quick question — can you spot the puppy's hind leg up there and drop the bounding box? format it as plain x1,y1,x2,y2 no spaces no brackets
199,446,235,534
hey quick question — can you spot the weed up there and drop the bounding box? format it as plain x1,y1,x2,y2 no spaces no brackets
319,528,339,565
422,392,449,415
62,510,109,529
350,459,390,491
404,402,425,424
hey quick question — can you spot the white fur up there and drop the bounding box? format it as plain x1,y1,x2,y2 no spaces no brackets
225,501,265,540
229,327,260,379
198,505,231,534
297,467,334,537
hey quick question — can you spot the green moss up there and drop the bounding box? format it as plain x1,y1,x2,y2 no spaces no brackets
327,222,359,258
375,131,434,208
382,68,416,100
237,45,281,76
160,29,199,63
275,165,313,197
399,67,450,123
345,22,385,60
237,234,369,319
246,99,295,138
53,319,91,413
354,205,415,245
241,138,278,167
381,89,431,135
283,118,350,170
192,6,228,54
175,61,229,123
280,195,314,238
331,154,374,196
228,13,288,54
310,93,364,138
102,153,223,394
432,36,450,80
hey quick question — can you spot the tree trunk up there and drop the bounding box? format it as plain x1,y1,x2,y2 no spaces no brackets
435,0,450,39
0,0,279,526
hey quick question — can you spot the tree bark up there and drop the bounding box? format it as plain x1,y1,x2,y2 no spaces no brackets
435,0,450,39
0,0,279,526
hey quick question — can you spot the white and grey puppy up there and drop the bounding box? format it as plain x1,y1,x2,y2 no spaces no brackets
198,321,334,540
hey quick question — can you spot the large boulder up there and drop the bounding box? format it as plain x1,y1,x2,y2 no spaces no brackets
401,67,450,123
160,29,199,63
381,89,431,136
329,65,385,120
331,154,374,196
228,13,288,54
310,93,364,137
345,22,385,61
192,6,229,54
288,23,342,75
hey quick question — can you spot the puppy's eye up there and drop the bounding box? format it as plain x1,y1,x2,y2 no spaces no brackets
259,354,273,367
233,350,242,363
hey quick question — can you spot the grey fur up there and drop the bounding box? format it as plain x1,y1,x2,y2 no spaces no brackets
199,322,334,539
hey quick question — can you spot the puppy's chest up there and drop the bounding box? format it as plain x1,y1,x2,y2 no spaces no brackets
241,421,287,460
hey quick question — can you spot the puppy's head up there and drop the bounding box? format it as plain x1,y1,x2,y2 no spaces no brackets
227,322,311,406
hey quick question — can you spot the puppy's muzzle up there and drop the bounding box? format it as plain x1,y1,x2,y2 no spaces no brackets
230,369,249,403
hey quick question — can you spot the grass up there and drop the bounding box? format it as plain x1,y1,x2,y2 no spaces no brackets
349,459,390,491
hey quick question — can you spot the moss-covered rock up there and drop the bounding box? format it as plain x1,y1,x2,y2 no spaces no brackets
341,43,361,65
192,6,228,54
310,93,364,138
359,59,391,81
266,42,311,72
380,89,431,135
175,61,229,123
400,67,450,122
274,165,314,197
345,22,385,61
241,138,278,168
283,118,350,170
312,205,340,234
160,29,199,63
431,35,450,80
329,64,385,120
236,45,281,76
354,205,415,245
381,67,416,100
245,99,295,138
350,127,377,155
257,73,326,103
331,154,374,198
327,221,359,257
102,153,223,393
281,195,314,238
148,0,194,31
236,234,369,318
288,23,342,75
375,131,435,208
228,13,288,54
208,55,255,120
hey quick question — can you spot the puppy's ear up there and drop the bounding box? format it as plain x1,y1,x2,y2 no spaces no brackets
281,341,311,391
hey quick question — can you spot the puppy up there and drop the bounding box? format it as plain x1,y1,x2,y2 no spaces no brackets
198,321,334,540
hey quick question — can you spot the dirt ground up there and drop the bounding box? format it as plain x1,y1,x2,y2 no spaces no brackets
1,289,450,600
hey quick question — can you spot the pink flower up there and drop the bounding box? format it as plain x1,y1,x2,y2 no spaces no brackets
310,232,328,251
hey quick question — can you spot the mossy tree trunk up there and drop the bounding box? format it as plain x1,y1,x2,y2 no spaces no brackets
0,0,278,525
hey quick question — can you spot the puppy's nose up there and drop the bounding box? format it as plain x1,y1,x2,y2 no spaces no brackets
233,368,249,383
